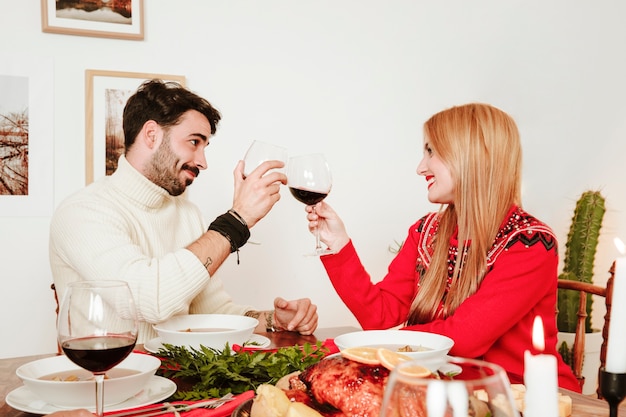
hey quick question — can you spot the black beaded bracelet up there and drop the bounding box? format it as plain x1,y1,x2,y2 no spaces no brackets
208,211,251,264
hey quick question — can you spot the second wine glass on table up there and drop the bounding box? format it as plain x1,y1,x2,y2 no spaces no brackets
57,280,138,417
287,153,334,256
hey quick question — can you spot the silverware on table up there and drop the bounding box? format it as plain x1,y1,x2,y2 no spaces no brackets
105,393,235,417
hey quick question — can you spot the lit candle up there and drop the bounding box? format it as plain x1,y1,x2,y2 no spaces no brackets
606,238,626,373
524,316,559,417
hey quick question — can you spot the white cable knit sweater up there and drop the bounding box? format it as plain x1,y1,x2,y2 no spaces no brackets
49,156,251,343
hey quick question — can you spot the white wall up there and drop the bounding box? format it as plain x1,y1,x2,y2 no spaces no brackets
1,0,625,359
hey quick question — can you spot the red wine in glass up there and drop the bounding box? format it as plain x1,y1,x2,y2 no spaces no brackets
62,335,136,374
287,154,334,256
57,281,138,417
289,188,328,205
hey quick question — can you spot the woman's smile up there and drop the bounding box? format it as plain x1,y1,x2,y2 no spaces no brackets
425,175,435,189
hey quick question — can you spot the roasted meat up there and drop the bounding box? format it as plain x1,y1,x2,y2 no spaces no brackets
285,356,390,417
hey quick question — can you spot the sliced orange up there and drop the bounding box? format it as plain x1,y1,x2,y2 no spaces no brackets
340,346,380,365
377,348,413,371
398,363,433,378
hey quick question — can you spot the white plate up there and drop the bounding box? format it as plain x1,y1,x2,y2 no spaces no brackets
243,334,271,349
144,334,271,353
6,375,176,415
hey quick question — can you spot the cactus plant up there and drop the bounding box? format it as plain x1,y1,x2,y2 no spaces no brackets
557,190,606,334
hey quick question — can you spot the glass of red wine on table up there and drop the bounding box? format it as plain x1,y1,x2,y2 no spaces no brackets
57,280,138,417
287,153,334,256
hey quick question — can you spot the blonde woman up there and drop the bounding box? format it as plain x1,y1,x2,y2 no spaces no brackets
305,103,580,392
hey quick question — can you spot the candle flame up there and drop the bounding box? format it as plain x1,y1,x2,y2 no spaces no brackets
532,316,545,352
615,237,626,255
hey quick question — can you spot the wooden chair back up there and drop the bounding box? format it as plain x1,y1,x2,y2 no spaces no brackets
557,262,615,398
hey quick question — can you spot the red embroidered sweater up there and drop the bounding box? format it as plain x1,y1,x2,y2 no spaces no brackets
321,206,581,392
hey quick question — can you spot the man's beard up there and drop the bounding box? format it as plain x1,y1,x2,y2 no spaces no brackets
145,136,199,196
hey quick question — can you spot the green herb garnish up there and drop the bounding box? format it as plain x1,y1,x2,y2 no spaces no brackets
155,342,328,400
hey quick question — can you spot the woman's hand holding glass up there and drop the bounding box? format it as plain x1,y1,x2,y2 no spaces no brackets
305,201,350,254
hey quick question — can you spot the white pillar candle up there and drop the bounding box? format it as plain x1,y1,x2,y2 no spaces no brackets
524,316,559,417
606,256,626,373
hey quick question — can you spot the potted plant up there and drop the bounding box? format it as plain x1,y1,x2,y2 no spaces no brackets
557,190,606,394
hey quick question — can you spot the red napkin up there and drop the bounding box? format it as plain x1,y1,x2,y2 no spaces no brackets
104,390,255,417
322,338,339,355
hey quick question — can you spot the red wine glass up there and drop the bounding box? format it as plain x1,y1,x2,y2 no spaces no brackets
287,153,334,256
57,280,138,417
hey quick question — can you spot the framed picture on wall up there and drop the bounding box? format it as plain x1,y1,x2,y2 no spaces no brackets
85,70,186,184
0,56,54,217
41,0,144,40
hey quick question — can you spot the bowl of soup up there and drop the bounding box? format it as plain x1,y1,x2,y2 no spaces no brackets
334,330,454,363
16,352,160,408
153,314,258,350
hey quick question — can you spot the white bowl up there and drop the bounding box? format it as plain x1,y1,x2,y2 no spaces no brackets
16,352,160,408
334,330,454,362
153,314,258,350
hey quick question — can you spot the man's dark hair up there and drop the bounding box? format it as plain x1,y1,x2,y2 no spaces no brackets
122,79,222,151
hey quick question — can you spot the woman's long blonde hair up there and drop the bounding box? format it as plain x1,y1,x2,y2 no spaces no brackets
407,103,522,324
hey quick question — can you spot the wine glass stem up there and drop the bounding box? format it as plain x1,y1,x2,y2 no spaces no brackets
315,227,322,250
95,373,105,417
313,207,322,250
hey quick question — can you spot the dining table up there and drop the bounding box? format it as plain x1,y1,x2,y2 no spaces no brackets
1,326,624,417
